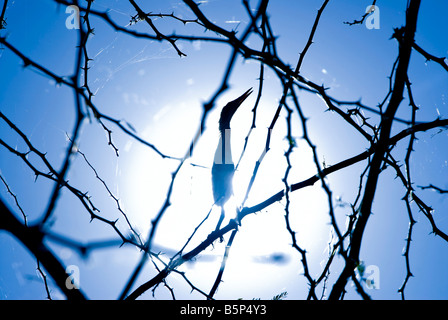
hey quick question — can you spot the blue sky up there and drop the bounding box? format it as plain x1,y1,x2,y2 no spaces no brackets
0,0,448,300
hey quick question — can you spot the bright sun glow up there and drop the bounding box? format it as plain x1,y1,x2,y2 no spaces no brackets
119,93,332,298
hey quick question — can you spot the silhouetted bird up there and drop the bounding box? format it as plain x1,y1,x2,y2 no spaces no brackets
212,88,252,235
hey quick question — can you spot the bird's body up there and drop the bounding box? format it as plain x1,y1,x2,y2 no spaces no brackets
211,163,234,207
211,88,252,234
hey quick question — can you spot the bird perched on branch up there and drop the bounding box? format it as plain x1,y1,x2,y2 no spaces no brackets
212,88,253,236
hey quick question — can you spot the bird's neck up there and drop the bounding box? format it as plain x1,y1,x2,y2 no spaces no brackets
214,128,233,165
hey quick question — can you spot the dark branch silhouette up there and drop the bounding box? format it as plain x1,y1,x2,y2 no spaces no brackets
0,0,447,301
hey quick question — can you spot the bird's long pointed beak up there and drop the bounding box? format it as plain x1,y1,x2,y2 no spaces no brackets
219,88,253,131
232,87,253,107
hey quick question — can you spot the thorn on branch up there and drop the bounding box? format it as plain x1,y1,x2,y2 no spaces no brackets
22,58,31,68
391,27,405,41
